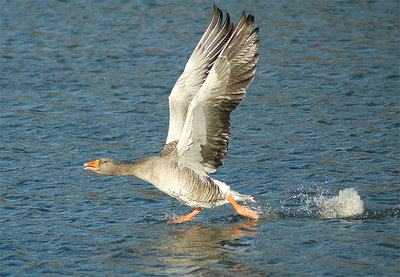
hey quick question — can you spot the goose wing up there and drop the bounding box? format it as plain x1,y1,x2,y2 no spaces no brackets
176,10,260,175
166,5,233,144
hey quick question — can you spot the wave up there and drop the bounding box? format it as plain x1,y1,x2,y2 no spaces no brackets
315,188,365,218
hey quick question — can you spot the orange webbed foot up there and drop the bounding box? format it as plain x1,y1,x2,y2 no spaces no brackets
167,207,201,224
227,195,259,220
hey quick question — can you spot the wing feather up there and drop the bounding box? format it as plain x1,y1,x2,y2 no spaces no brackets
166,6,233,143
176,10,259,175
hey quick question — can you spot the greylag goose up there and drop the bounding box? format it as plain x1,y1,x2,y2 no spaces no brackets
84,5,259,223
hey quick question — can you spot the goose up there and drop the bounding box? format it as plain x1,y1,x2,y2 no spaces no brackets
84,5,259,223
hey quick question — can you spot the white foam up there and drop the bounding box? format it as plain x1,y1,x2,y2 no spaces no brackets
315,188,364,218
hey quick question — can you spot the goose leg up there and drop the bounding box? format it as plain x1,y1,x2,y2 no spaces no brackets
227,195,259,220
168,207,202,224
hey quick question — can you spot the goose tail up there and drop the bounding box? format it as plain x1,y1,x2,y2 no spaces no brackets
213,179,256,203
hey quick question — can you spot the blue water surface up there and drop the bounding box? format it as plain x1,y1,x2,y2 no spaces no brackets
1,0,399,276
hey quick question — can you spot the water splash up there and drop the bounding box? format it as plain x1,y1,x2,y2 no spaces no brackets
315,188,364,218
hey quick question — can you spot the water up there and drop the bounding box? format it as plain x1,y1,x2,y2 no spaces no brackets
1,0,399,275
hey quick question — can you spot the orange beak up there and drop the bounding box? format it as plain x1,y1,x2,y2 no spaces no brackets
84,160,100,171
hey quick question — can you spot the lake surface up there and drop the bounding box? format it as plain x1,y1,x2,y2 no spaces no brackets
1,0,399,276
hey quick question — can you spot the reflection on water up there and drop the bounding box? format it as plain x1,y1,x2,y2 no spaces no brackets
108,221,266,275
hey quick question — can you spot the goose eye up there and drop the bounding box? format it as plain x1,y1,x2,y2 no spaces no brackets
103,160,107,164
